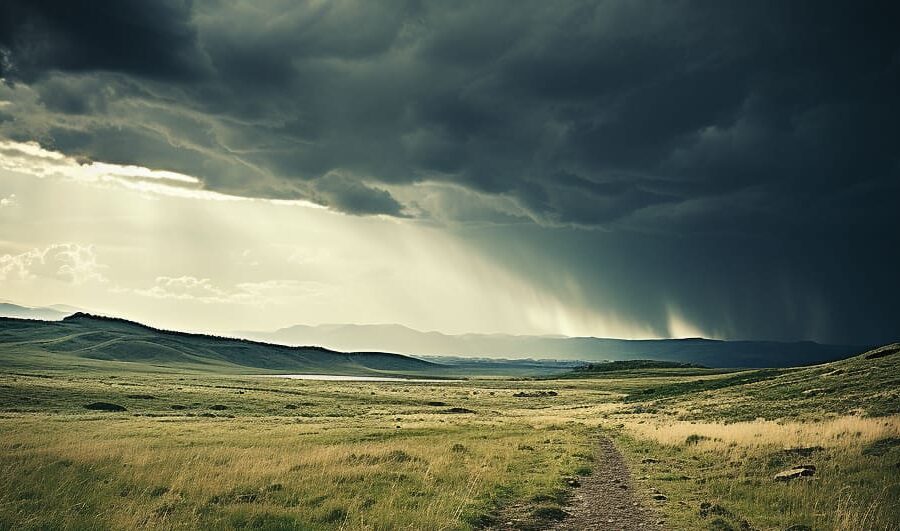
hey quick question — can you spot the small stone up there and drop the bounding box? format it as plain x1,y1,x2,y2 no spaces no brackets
774,465,816,482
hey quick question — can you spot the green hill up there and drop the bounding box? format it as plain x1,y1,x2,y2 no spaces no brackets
623,342,900,420
0,313,444,376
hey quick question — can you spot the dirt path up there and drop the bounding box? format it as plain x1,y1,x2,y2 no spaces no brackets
489,435,661,530
548,436,660,530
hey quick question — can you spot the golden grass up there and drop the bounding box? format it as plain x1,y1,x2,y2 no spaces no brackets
623,414,900,449
0,411,591,530
1,363,898,530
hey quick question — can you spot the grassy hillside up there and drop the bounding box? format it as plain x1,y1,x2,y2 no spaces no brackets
0,314,442,377
609,343,900,529
619,342,900,420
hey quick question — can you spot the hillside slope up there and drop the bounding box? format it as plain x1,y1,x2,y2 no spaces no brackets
0,314,443,376
624,343,900,420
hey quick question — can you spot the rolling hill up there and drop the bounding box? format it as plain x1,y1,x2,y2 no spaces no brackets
0,313,443,376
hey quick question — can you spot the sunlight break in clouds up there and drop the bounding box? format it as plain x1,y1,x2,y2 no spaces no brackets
0,140,318,205
0,147,654,339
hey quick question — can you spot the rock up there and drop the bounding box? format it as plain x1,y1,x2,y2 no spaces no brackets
84,402,127,412
774,465,816,481
652,494,668,501
565,477,581,487
443,407,476,414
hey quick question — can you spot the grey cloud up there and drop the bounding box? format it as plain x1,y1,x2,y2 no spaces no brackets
2,0,896,227
313,172,406,217
1,0,898,343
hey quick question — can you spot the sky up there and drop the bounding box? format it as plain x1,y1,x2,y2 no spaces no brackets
0,1,898,344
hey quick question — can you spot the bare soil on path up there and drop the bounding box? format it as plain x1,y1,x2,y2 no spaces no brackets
490,435,661,530
549,436,660,530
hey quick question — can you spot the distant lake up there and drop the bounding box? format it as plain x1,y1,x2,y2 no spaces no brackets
264,374,462,382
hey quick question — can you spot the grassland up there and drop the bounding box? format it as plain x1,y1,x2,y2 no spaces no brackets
0,328,898,529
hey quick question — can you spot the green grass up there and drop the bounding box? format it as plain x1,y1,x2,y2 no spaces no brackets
0,324,897,530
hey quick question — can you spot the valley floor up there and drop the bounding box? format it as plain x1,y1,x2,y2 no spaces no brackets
0,346,898,530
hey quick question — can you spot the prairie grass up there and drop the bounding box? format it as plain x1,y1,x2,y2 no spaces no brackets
0,373,599,530
616,416,900,530
1,345,898,530
623,415,900,449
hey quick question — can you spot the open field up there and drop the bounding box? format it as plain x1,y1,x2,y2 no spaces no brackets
0,324,898,529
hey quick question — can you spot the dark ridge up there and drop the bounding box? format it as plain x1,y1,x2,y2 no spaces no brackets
574,360,708,373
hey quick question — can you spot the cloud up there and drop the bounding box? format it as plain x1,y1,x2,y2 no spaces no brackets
0,243,106,284
129,276,326,305
0,139,322,205
0,193,15,207
0,1,894,227
1,1,898,344
312,172,405,217
0,0,206,82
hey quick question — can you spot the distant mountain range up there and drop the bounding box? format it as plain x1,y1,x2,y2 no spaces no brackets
241,323,867,368
0,302,81,321
0,302,868,369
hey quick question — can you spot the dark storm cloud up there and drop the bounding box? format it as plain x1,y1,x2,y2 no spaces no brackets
2,0,897,222
1,0,899,342
0,0,205,82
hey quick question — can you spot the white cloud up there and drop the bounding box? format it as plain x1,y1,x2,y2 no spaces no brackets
128,276,326,305
0,193,16,207
0,243,107,284
131,276,229,301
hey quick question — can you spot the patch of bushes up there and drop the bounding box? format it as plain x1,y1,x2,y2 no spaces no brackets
685,434,710,445
83,402,126,412
862,437,900,456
